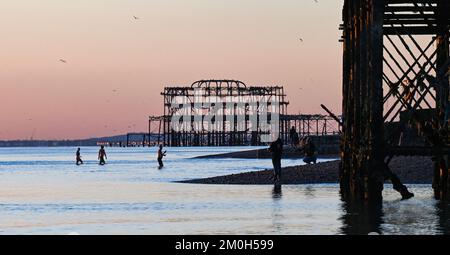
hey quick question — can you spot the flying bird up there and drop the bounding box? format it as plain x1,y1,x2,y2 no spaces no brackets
59,59,67,63
299,38,304,42
133,16,139,20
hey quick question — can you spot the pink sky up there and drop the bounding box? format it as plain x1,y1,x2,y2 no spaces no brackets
0,0,344,140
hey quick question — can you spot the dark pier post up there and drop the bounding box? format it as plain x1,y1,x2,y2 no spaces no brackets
341,0,386,203
149,116,165,147
369,0,386,202
435,0,450,200
149,118,154,146
158,118,162,145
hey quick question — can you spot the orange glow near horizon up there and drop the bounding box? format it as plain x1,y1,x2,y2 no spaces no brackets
0,0,344,140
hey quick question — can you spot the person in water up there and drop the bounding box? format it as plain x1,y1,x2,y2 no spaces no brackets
76,148,84,165
268,137,283,182
98,145,107,165
157,144,167,168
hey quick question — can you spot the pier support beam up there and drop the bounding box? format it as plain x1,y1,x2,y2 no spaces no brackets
341,0,386,203
340,0,450,202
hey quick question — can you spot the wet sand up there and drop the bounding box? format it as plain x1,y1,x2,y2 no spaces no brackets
180,156,433,185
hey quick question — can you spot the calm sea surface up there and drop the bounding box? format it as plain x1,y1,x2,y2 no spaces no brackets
0,146,448,235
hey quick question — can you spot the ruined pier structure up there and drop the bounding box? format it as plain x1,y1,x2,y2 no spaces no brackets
341,0,450,201
148,80,341,147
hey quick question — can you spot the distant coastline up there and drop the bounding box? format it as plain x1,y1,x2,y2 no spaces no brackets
0,134,158,147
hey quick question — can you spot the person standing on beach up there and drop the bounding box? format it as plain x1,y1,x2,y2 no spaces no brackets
292,130,300,146
157,144,167,168
268,137,283,182
76,148,83,165
302,137,317,164
98,145,107,165
289,126,297,146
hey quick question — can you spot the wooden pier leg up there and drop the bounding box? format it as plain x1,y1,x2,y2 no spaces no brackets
157,119,162,145
433,157,442,199
340,0,386,203
440,157,449,200
148,119,152,147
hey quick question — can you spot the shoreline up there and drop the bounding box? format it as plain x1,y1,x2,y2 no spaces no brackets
194,145,339,159
179,156,434,185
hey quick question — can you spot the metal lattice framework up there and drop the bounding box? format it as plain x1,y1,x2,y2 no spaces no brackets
160,80,288,146
149,80,341,147
341,0,450,201
280,114,341,137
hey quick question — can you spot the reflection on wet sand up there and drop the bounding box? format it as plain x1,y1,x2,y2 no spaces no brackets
272,184,283,200
304,185,315,199
339,189,450,235
436,201,450,235
271,184,284,233
339,197,384,235
1,146,449,235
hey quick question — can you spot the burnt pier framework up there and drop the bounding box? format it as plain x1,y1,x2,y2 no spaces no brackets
150,80,341,147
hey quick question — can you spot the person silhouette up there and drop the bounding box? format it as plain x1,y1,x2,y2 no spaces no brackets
98,145,107,165
268,138,283,182
157,144,167,169
302,137,317,164
76,148,83,165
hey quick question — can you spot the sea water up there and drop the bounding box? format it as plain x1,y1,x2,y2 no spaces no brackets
0,146,448,235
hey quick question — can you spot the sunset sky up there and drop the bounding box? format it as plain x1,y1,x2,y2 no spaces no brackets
0,0,344,140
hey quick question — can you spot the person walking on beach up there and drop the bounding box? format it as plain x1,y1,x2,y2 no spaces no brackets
157,144,167,168
76,148,83,165
289,126,296,146
98,145,107,165
292,130,299,146
268,137,283,182
302,137,317,164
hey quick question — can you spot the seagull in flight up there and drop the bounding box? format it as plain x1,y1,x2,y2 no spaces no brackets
59,59,67,63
